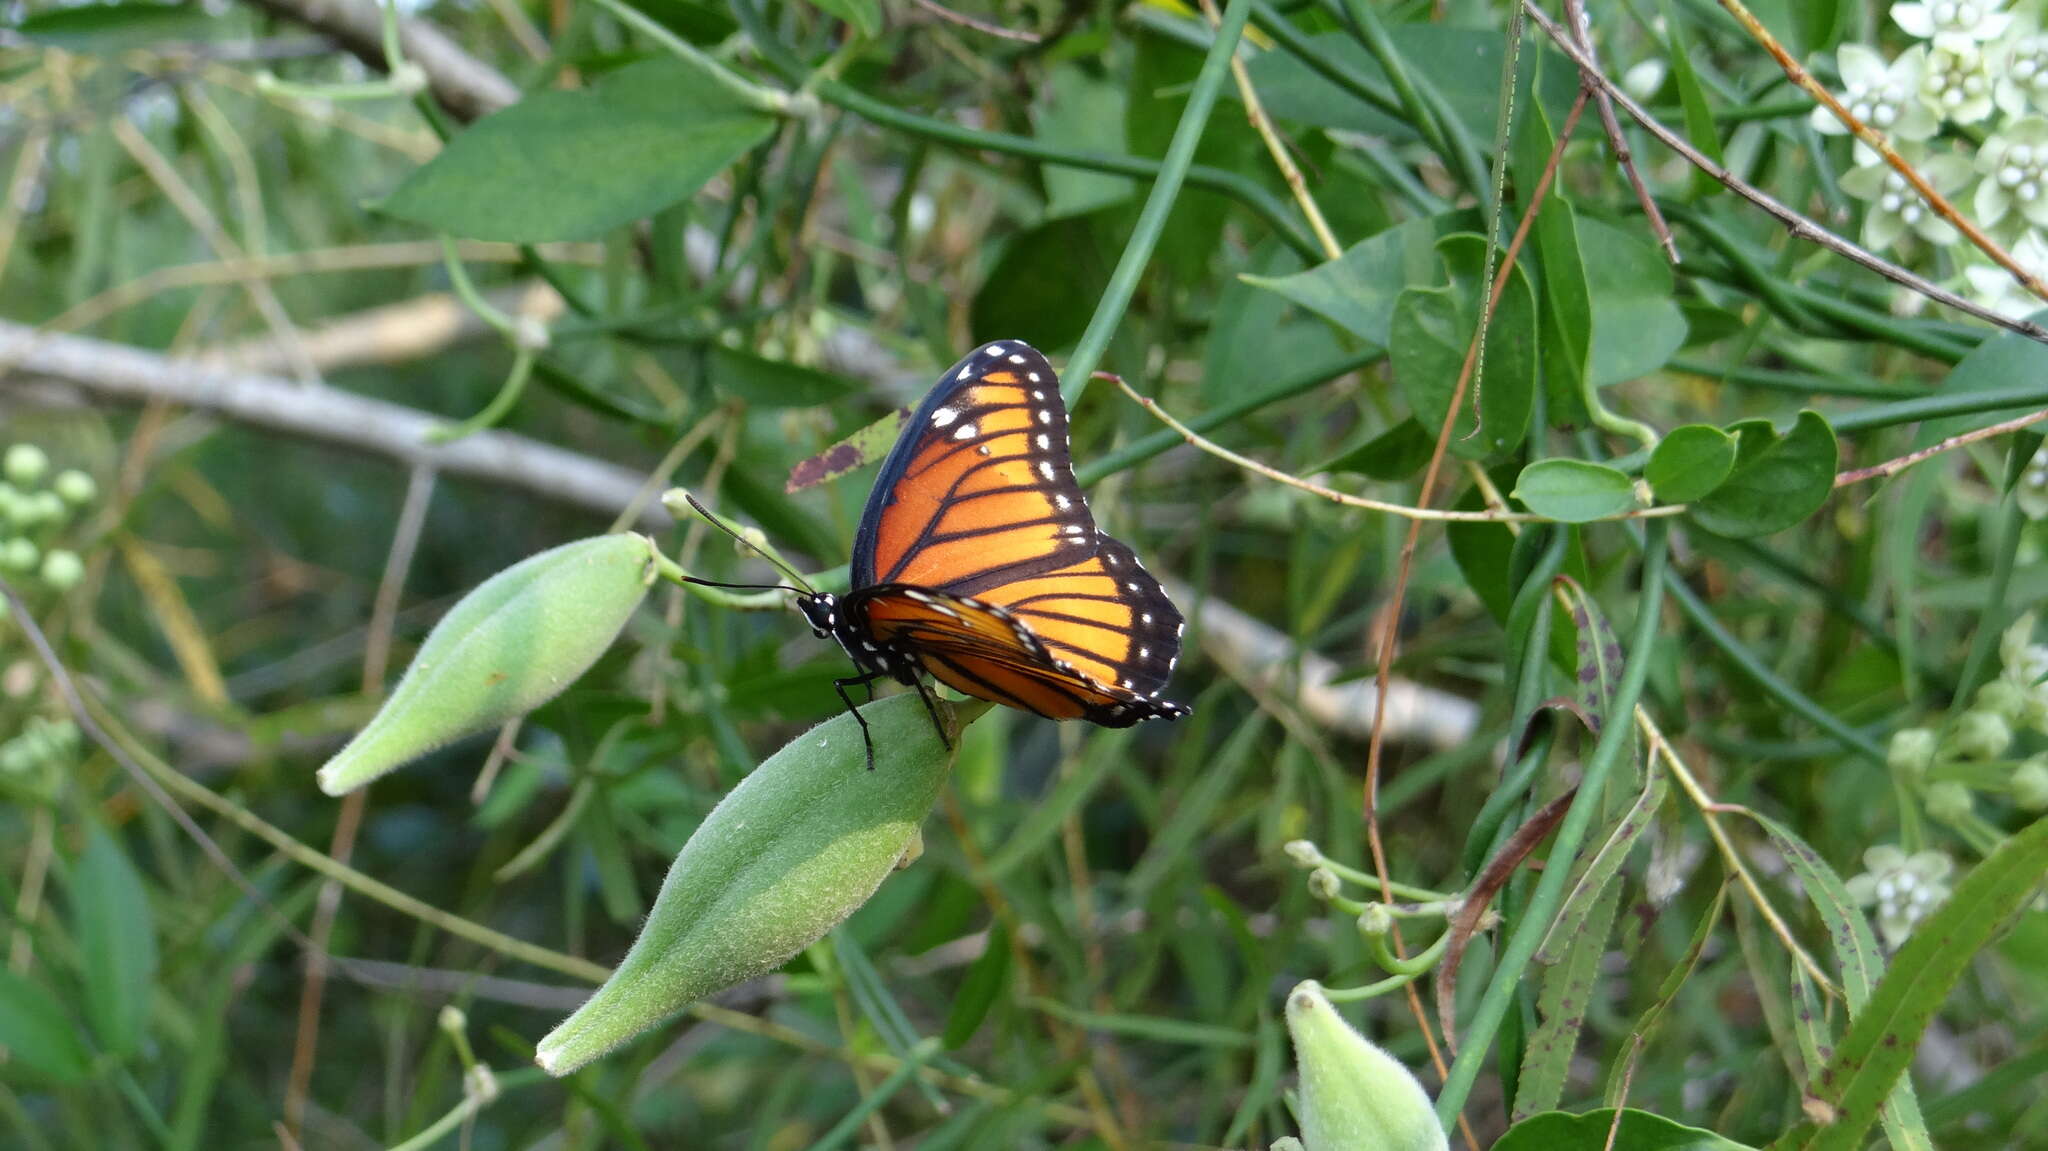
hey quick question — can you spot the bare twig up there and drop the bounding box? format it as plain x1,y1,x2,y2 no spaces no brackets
905,0,1041,42
1199,0,1341,259
0,321,667,528
1522,1,2048,344
1834,405,2048,487
1113,375,1684,523
239,0,519,120
1711,0,2044,303
1560,0,1677,263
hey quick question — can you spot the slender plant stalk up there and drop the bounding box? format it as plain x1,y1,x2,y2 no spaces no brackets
1433,519,1672,1124
1059,0,1255,404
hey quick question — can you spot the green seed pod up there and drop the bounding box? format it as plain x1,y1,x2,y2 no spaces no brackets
2013,757,2048,811
3,444,48,487
53,470,97,507
1284,980,1447,1151
22,491,64,527
317,534,658,796
535,692,976,1076
39,550,83,592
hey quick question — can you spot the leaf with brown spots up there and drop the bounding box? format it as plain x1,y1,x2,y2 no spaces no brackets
1435,788,1576,1052
785,406,911,493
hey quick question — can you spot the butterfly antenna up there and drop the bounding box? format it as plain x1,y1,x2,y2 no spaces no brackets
682,492,819,595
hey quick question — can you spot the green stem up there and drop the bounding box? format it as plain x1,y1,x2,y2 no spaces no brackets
1330,0,1489,198
1952,491,2023,710
1321,926,1452,1002
1305,854,1452,903
385,1068,545,1151
793,85,1317,261
1247,0,1402,119
1662,572,1889,767
588,0,805,116
808,1039,941,1151
92,696,612,984
1434,519,1671,1124
428,348,534,443
1059,0,1255,403
1077,351,1383,485
1831,383,2048,434
1365,920,1450,976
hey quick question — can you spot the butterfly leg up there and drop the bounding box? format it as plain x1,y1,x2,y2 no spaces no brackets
834,673,885,770
912,678,953,752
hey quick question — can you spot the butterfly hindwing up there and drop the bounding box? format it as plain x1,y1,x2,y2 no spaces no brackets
849,586,1186,726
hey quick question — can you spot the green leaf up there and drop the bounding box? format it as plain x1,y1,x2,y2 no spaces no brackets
70,824,157,1057
0,971,92,1083
1744,814,1933,1150
799,0,880,36
1241,213,1466,347
1390,236,1538,460
707,346,859,408
942,923,1011,1049
1770,814,2048,1151
318,534,657,794
15,2,216,51
376,59,777,242
1647,424,1738,503
1690,411,1838,538
535,693,976,1074
971,211,1113,351
1515,875,1618,1119
786,407,911,493
1034,63,1135,219
1495,1108,1758,1150
1663,0,1725,199
1512,460,1637,523
1578,216,1689,389
1324,419,1434,481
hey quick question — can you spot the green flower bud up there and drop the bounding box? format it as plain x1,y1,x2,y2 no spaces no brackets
318,534,658,795
535,692,974,1075
1356,903,1394,938
22,491,64,527
3,444,48,487
1284,980,1447,1151
1887,727,1937,777
1,538,40,573
52,470,97,507
1975,679,2027,723
1925,780,1974,823
0,484,21,526
1943,711,2012,762
39,550,83,592
2013,757,2048,811
1307,867,1342,901
1285,839,1324,867
439,1005,468,1035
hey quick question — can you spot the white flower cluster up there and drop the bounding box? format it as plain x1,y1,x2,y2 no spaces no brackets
1815,0,2048,316
1845,844,1954,949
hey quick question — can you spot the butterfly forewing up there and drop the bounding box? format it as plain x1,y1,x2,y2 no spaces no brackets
846,339,1188,723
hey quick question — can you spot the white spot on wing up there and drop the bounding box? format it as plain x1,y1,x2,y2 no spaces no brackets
1055,494,1072,510
1008,354,1026,364
953,423,977,440
1039,461,1055,480
1029,378,1042,387
1036,433,1051,450
1141,613,1153,624
985,343,1007,356
1038,410,1053,424
931,407,958,427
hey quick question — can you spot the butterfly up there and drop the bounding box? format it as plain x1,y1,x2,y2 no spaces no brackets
689,339,1190,767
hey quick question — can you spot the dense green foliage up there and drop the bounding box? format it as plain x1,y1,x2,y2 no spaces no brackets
2,0,2047,1145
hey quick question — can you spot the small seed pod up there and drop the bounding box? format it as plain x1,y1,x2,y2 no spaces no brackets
3,445,48,487
535,692,974,1076
318,534,657,795
1284,980,1447,1151
53,471,97,507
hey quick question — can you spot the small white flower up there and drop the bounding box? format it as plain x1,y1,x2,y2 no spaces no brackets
1991,15,2048,114
1841,144,1971,249
1999,610,2048,730
1976,117,2048,227
1812,45,1939,140
1919,42,1998,122
1894,0,2015,50
1845,845,1954,950
1962,232,2048,316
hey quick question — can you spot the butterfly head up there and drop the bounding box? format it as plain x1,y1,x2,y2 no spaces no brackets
796,591,840,639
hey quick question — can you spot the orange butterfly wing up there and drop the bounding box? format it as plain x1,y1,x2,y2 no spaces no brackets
848,340,1187,722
